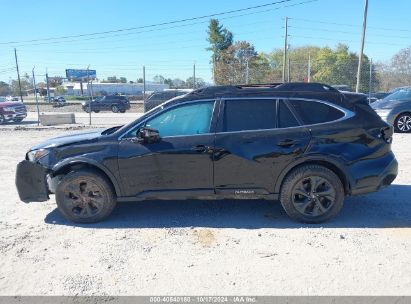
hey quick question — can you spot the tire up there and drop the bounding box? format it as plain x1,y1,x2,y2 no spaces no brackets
279,165,344,223
119,109,126,113
13,118,24,123
94,110,100,113
55,169,116,223
111,105,119,113
84,108,91,113
394,113,411,133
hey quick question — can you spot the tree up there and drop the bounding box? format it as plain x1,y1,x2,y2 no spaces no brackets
207,19,233,83
0,81,11,96
48,76,63,87
153,75,165,84
186,76,206,89
119,77,127,83
10,79,31,96
55,86,66,95
377,46,411,91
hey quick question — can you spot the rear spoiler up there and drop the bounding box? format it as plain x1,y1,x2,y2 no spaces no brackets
341,92,369,105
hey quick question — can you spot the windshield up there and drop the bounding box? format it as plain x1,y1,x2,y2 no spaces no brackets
383,89,411,101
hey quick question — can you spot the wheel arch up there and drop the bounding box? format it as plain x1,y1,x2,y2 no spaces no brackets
52,159,121,197
275,157,352,195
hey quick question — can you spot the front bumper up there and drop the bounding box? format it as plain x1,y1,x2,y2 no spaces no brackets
3,111,27,121
15,160,49,202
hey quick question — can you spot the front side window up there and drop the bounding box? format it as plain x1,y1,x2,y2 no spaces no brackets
223,99,277,132
288,99,345,125
146,101,214,137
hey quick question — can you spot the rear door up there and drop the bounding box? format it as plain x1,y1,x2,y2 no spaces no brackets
213,98,311,197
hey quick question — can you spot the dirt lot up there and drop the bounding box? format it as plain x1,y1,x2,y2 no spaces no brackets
0,128,410,295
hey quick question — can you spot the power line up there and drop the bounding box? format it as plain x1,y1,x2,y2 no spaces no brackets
1,0,301,46
11,0,318,48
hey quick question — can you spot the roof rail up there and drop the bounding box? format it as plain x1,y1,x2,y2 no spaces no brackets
191,82,339,96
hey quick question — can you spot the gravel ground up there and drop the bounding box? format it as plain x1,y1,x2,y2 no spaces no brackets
0,129,410,296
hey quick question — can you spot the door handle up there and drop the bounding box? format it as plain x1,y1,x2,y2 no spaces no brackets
191,145,209,153
277,139,299,147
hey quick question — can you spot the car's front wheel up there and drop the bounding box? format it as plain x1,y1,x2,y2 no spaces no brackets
280,164,344,223
111,105,119,113
394,113,411,133
55,169,116,223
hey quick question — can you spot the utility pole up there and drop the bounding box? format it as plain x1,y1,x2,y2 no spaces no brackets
245,58,250,84
307,54,311,83
14,48,23,102
86,65,91,125
46,69,51,102
32,67,40,126
193,63,196,89
369,58,373,100
287,57,291,82
282,17,288,83
356,0,368,93
143,65,146,102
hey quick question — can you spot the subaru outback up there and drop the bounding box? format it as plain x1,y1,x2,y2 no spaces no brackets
16,83,398,223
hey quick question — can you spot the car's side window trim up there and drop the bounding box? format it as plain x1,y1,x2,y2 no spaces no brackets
118,99,218,140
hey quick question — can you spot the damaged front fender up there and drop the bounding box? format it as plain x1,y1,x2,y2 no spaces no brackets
15,160,49,202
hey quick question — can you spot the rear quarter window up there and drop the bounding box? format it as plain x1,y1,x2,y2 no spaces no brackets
288,99,345,125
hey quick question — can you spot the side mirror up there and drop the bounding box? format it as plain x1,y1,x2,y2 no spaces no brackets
137,127,160,144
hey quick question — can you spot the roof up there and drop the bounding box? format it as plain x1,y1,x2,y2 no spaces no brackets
167,82,366,109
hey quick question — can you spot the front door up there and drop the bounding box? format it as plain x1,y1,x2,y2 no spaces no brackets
117,100,217,199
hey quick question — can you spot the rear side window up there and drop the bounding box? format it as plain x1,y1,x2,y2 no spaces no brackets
288,99,344,125
223,99,276,132
279,101,299,128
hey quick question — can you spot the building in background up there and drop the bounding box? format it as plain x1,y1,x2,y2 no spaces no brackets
63,82,169,96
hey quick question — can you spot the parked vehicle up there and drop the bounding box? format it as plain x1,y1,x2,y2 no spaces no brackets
144,90,191,112
6,96,20,102
367,92,390,103
0,97,27,124
52,96,66,108
16,83,397,224
82,95,130,113
372,87,411,133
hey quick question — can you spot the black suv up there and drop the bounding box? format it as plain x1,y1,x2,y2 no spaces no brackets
144,90,190,112
82,95,130,113
16,83,398,223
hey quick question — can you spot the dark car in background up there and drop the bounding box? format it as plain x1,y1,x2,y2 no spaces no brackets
144,90,191,112
372,87,411,132
0,97,27,124
82,95,130,113
16,83,397,224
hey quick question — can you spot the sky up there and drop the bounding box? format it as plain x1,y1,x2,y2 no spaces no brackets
0,0,410,84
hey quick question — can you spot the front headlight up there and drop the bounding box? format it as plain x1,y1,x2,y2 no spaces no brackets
3,106,15,111
27,149,49,162
375,109,391,117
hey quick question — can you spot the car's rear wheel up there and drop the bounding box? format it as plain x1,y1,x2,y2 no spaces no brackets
280,165,344,223
394,113,411,133
111,105,119,113
55,169,116,223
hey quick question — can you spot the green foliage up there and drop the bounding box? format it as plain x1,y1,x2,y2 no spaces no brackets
54,85,66,95
0,81,11,96
10,79,31,96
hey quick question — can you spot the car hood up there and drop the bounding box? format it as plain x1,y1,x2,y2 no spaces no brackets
371,99,409,109
31,128,105,150
0,102,24,107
